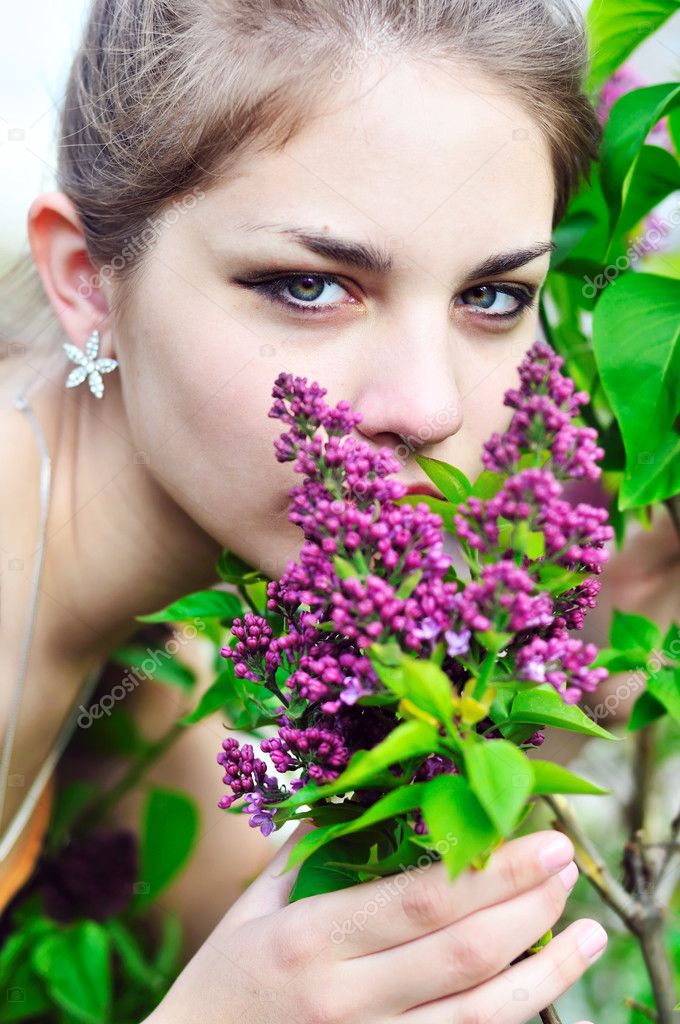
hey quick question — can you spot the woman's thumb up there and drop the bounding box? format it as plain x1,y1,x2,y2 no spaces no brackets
227,818,318,924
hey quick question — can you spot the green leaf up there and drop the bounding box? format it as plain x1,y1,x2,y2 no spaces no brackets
413,454,471,503
420,774,498,881
395,568,423,600
399,657,457,724
464,740,534,834
508,687,618,740
333,555,361,579
613,145,680,240
470,470,505,500
216,548,269,584
136,587,242,623
0,953,52,1021
32,923,111,1024
587,1,680,94
288,837,373,901
530,760,609,796
111,644,196,691
535,564,589,596
348,831,428,877
107,919,163,989
134,788,200,909
647,667,680,723
282,783,433,872
610,608,662,653
606,606,659,655
550,210,598,270
152,912,183,978
662,620,680,660
592,646,651,672
179,668,237,724
600,83,680,228
593,272,680,508
285,720,443,806
627,690,667,731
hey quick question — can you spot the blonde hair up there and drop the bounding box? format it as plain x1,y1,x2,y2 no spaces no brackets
1,0,601,354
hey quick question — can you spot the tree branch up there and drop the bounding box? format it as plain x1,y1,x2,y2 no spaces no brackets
544,795,678,1023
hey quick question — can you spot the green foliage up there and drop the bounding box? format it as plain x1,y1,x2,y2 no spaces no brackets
136,587,242,623
593,274,680,508
420,775,499,880
413,454,472,503
134,787,200,910
507,687,618,740
586,0,680,94
32,923,111,1024
463,740,534,834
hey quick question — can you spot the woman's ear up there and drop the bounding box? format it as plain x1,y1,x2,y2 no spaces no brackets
27,191,110,345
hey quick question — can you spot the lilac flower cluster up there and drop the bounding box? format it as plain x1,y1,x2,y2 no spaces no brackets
482,341,604,480
515,633,607,705
217,341,611,833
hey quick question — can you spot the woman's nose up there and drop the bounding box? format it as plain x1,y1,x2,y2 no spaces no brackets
350,319,463,456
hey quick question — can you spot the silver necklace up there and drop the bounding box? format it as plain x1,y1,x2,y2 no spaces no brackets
0,387,101,862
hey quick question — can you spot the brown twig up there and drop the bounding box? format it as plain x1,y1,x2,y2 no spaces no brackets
624,997,659,1021
539,1005,564,1024
544,795,678,1023
657,805,680,885
627,725,655,839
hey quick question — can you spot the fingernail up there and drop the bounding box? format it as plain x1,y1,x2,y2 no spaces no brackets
539,834,573,873
558,861,578,891
578,922,608,963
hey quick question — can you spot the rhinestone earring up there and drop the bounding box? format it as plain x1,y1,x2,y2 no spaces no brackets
63,329,119,400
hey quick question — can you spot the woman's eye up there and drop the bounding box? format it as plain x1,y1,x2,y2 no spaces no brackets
242,273,354,313
454,283,535,319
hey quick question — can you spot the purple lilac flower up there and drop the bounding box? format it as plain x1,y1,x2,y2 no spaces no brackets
453,562,555,634
261,722,351,784
482,341,604,481
221,612,273,681
217,738,283,811
456,466,614,578
515,631,608,704
217,349,611,831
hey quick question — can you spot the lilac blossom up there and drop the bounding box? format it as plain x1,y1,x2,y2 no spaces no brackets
515,631,608,704
482,341,604,480
216,344,611,835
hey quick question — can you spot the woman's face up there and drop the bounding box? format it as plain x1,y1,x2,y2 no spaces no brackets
112,59,555,579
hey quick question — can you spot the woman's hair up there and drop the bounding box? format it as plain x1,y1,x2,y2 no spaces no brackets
1,0,602,354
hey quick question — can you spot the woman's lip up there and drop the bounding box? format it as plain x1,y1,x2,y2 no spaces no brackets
403,483,446,501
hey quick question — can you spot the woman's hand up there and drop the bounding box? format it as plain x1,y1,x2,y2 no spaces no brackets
145,822,606,1024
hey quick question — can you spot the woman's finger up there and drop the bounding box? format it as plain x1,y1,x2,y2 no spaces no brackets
349,863,577,1013
399,918,608,1024
224,819,317,925
300,829,574,958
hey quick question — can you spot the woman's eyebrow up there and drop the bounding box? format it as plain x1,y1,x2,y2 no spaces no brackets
237,220,556,277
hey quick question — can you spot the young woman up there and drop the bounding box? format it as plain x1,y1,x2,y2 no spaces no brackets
0,0,626,1019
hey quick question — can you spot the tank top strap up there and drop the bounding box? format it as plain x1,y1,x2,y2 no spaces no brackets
0,661,105,864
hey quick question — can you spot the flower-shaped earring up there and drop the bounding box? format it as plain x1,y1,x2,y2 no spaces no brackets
63,330,119,400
